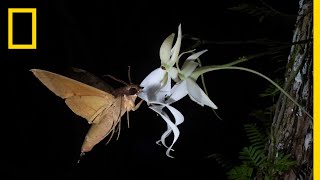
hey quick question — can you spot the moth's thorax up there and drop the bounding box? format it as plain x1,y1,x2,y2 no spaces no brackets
123,94,137,111
111,84,141,97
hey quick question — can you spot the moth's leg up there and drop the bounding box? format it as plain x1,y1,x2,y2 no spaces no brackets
132,99,144,111
104,120,118,145
126,99,143,128
103,97,124,146
116,96,123,122
105,128,115,145
116,120,121,140
115,96,123,140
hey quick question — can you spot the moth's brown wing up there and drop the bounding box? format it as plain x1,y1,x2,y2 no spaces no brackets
66,67,114,93
31,69,111,98
65,96,110,124
31,69,116,124
81,97,127,152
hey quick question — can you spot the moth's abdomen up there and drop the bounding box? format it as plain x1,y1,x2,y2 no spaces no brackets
80,97,126,152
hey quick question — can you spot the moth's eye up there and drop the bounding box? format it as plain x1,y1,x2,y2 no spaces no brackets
128,88,138,95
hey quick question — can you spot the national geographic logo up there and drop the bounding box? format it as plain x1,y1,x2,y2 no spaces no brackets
8,8,37,49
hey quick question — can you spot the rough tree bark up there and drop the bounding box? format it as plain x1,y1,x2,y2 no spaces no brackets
267,0,313,179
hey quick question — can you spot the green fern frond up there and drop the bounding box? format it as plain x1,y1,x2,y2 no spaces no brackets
239,146,267,168
272,152,296,173
244,124,268,149
227,164,253,180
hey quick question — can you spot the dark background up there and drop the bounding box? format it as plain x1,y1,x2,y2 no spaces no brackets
1,0,299,179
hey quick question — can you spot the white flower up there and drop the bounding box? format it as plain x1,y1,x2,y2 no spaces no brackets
138,24,217,158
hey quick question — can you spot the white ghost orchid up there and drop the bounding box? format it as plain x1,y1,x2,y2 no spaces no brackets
138,24,217,158
137,25,184,158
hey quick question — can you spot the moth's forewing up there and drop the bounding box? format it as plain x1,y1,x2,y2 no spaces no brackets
31,69,111,98
31,69,115,124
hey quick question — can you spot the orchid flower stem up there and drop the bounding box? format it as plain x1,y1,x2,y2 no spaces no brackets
191,51,282,120
192,66,313,120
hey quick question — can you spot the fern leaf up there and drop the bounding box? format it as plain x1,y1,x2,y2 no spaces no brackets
239,146,267,168
244,124,268,149
272,152,296,173
227,164,253,180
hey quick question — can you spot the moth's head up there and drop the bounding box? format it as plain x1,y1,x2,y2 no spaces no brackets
126,84,142,96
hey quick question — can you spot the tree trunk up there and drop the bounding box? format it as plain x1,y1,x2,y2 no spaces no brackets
267,0,313,179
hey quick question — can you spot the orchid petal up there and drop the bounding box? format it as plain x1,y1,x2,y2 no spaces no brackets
138,86,160,103
156,104,184,149
147,104,172,148
177,49,196,62
186,49,208,61
168,67,179,82
161,73,171,92
168,24,182,67
149,105,181,158
160,33,175,64
138,68,169,103
137,91,149,104
156,74,171,102
188,94,203,106
180,61,199,78
140,68,166,88
167,105,184,126
148,102,183,151
158,124,173,148
166,80,188,104
186,78,218,109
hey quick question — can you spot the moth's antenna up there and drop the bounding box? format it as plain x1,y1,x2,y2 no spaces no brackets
105,75,129,86
128,66,132,84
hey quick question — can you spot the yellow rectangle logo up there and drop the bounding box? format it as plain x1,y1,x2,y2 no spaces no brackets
8,8,37,49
